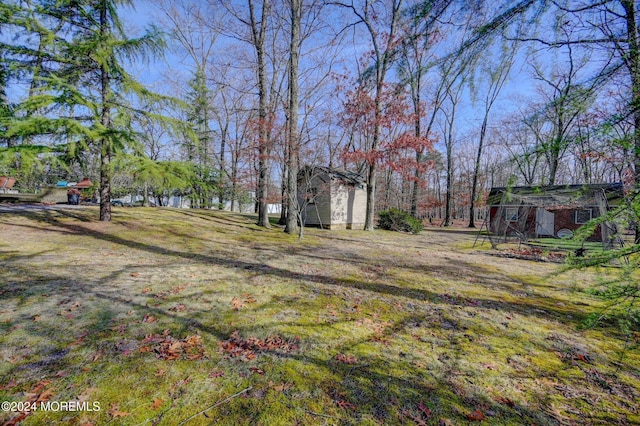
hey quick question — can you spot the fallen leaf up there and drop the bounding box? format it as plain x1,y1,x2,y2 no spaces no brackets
576,353,590,363
141,333,206,360
466,410,485,421
208,370,225,378
108,403,130,418
242,293,256,304
402,409,427,426
231,297,245,311
111,324,126,335
142,314,157,323
91,350,103,362
70,333,88,347
3,412,28,425
152,398,163,410
336,399,357,410
417,401,431,418
495,396,515,407
78,388,98,403
170,376,192,395
37,389,54,403
0,379,17,390
334,353,358,364
249,367,265,375
169,304,187,312
29,380,52,396
218,331,298,361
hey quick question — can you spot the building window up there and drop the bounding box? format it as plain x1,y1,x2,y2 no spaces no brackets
575,209,592,224
505,207,519,222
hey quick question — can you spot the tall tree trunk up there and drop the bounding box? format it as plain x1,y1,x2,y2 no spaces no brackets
99,0,112,222
622,0,640,243
231,152,239,212
0,64,14,148
364,162,377,230
468,116,487,228
443,99,456,227
410,154,422,216
365,80,384,231
444,142,452,226
249,0,271,228
410,81,422,217
219,125,227,210
279,160,288,225
143,181,149,207
285,0,301,235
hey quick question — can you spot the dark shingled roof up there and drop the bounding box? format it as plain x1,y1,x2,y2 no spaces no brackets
487,183,625,208
299,166,366,187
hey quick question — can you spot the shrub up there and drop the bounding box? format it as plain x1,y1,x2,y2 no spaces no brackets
377,208,424,234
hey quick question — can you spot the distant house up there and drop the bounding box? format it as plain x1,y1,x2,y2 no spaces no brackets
487,183,624,244
298,166,366,230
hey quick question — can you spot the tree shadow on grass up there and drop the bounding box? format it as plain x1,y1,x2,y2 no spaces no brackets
6,279,560,424
0,211,633,424
0,209,591,328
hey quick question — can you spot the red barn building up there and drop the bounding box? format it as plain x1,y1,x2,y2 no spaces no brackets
487,183,624,246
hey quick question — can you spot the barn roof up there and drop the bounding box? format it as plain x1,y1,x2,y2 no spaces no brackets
299,166,366,187
487,183,625,209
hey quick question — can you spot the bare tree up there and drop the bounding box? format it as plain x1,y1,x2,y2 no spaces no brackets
440,69,466,226
468,42,516,227
527,41,596,185
154,0,220,162
285,0,302,234
496,112,543,185
218,0,274,226
334,0,404,231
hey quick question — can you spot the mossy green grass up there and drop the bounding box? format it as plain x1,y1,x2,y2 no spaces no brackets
0,207,638,425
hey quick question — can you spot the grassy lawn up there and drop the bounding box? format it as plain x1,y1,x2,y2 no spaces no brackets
0,206,638,425
525,238,605,252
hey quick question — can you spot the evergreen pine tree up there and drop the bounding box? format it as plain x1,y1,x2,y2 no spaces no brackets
3,0,166,220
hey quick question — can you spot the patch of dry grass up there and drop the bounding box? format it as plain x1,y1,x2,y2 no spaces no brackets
0,206,638,425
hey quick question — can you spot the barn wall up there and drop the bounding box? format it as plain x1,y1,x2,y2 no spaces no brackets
301,174,332,228
299,170,366,229
490,205,603,241
553,208,602,240
488,205,536,236
328,184,366,229
347,186,366,229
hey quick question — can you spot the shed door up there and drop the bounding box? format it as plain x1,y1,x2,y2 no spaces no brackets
536,208,555,236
